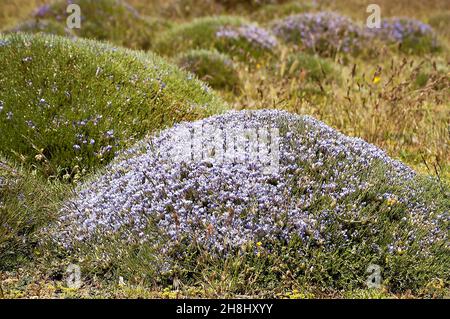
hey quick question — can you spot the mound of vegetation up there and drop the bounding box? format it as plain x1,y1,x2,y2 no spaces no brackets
217,0,288,9
154,16,278,63
48,110,449,296
25,0,168,50
251,1,315,22
0,33,226,180
176,50,241,91
5,19,76,37
276,52,340,84
368,18,440,54
271,12,368,57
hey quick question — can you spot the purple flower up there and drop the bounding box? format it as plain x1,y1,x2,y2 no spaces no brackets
272,12,369,56
367,18,439,51
47,110,446,270
34,4,51,18
0,39,10,47
216,24,278,51
26,120,36,129
106,130,114,138
216,28,240,39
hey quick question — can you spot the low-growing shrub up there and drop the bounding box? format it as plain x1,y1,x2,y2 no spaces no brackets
27,0,168,50
5,19,75,37
127,0,224,20
46,110,449,295
0,33,226,180
271,12,368,57
154,16,278,63
277,52,340,83
368,18,440,54
176,49,241,91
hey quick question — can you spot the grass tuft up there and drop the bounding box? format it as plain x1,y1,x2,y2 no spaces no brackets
42,110,449,297
0,33,226,180
154,16,278,63
176,49,241,91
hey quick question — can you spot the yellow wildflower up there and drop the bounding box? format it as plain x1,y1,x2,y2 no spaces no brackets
386,197,398,206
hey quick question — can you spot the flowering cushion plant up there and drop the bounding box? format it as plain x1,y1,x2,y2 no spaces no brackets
155,16,278,63
47,110,449,292
368,17,440,54
28,0,168,50
272,12,369,57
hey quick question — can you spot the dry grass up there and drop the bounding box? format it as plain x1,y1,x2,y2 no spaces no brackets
228,46,449,180
322,0,450,21
0,0,48,29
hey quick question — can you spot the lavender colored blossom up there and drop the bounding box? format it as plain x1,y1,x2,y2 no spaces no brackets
0,39,10,47
272,12,369,56
216,28,240,39
25,120,36,129
34,4,52,18
368,18,439,50
48,110,448,266
216,24,278,50
105,130,115,138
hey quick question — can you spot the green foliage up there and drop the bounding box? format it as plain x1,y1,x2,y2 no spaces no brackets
0,156,68,270
155,16,242,54
153,168,447,297
343,288,392,299
27,0,169,49
279,52,340,83
5,19,75,37
42,141,449,297
217,0,288,10
398,32,440,55
0,33,226,179
428,11,450,40
373,18,441,55
251,1,315,22
0,0,47,29
176,49,241,91
154,16,277,63
270,12,367,58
